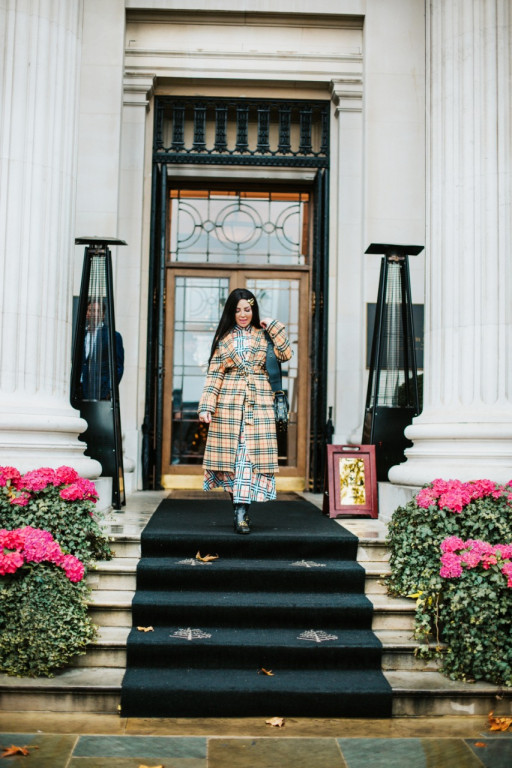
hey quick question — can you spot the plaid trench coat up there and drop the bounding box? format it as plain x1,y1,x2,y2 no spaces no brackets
198,320,292,474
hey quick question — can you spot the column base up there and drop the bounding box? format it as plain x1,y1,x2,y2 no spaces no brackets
0,399,101,478
389,419,512,486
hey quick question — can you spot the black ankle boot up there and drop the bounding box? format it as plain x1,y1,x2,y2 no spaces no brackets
233,504,250,534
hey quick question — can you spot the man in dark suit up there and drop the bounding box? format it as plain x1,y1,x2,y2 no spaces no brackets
81,300,124,400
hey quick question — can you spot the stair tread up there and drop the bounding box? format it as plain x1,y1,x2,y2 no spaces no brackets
132,589,372,608
128,625,382,647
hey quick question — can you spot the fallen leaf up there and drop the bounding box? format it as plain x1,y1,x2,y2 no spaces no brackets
474,742,487,747
136,626,154,632
258,667,275,676
196,551,219,562
139,764,164,768
488,711,512,732
266,717,285,727
1,744,32,757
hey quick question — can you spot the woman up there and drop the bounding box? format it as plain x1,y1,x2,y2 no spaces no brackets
198,288,292,534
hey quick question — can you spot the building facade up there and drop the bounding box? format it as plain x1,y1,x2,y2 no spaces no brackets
1,0,510,494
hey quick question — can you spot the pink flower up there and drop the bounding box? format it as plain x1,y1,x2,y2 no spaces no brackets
438,481,472,513
9,491,31,506
0,549,24,575
20,467,56,492
0,526,85,582
0,466,22,488
60,554,85,583
416,488,438,509
501,562,512,588
59,477,98,502
467,479,498,500
440,552,463,578
441,536,465,553
54,466,79,486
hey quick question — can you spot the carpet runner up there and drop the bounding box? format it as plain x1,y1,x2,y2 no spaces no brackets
120,497,392,717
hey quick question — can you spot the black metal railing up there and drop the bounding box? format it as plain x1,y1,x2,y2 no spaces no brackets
154,97,330,167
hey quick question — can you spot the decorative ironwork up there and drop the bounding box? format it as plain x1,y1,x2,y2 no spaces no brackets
154,96,330,167
170,628,212,641
297,630,339,643
290,560,326,568
169,190,309,265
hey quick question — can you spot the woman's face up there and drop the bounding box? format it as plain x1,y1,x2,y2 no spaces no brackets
235,299,253,328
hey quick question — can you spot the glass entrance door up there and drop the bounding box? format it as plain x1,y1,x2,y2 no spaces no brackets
161,269,309,489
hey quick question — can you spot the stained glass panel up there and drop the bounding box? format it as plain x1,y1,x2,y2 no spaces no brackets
169,190,309,265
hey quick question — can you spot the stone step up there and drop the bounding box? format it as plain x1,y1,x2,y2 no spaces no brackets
74,627,130,669
87,557,390,595
76,625,434,674
1,666,510,716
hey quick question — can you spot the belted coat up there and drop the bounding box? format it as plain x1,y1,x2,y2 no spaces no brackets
198,320,292,475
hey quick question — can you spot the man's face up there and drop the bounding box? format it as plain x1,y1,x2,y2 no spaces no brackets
87,302,104,328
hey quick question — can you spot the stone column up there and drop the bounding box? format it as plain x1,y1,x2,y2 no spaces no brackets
0,0,100,476
329,79,364,443
390,0,512,485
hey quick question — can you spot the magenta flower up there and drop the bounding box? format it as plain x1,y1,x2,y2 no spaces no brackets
21,467,57,492
0,466,22,488
440,552,463,578
60,554,85,583
441,536,466,553
9,491,31,506
54,466,80,486
0,526,85,582
59,477,98,502
416,488,438,509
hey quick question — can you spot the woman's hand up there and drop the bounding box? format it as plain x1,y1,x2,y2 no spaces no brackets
198,411,212,424
260,317,273,329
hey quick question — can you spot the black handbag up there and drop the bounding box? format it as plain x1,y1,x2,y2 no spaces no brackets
265,332,289,433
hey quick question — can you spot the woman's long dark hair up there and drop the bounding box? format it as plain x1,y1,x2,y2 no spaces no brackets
208,288,261,363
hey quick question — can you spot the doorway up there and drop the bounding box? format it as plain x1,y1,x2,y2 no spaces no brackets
161,268,309,489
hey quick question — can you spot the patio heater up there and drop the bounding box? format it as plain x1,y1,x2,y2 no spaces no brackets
70,237,127,509
362,243,423,481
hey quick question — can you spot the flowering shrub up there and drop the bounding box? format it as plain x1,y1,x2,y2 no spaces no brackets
0,565,95,677
386,478,512,686
0,527,85,582
0,466,112,677
0,465,111,562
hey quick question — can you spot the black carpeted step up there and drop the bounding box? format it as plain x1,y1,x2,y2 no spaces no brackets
140,499,359,561
126,626,384,670
131,589,374,629
136,556,365,593
120,666,392,718
121,496,393,718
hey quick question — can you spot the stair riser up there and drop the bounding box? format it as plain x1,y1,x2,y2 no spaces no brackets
0,691,119,714
74,648,127,668
88,571,388,595
372,613,415,631
1,689,509,717
89,607,132,627
131,604,374,630
135,568,366,594
88,573,137,591
356,545,389,563
125,644,384,670
111,542,141,558
120,689,391,719
392,694,512,717
141,537,358,562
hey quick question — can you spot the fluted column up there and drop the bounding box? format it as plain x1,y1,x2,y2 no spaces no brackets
390,0,512,484
0,0,100,476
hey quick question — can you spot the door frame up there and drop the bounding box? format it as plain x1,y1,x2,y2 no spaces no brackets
143,95,330,491
161,265,310,490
